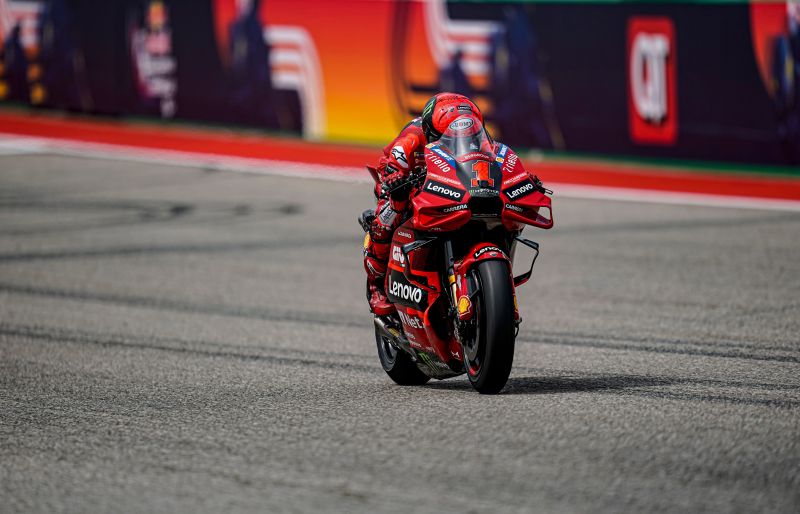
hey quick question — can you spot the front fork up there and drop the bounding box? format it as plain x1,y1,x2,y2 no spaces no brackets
449,236,540,338
443,239,458,312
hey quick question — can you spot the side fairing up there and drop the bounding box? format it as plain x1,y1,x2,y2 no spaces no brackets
498,146,553,229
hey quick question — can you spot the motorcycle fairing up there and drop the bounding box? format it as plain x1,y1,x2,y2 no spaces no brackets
412,149,471,232
498,147,553,230
387,220,465,370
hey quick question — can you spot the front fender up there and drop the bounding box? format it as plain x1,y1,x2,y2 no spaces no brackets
452,243,514,322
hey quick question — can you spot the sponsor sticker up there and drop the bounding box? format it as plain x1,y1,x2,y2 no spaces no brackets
448,117,475,131
459,152,493,163
503,152,518,171
378,205,398,226
426,173,462,187
457,295,472,315
388,274,425,306
429,156,452,173
398,310,424,330
473,246,504,259
502,173,528,187
424,180,464,201
504,203,524,213
391,146,409,169
503,178,537,201
469,187,499,197
430,146,457,167
442,203,468,213
391,245,406,266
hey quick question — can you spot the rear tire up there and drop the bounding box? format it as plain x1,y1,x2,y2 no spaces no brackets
375,329,430,385
464,260,516,394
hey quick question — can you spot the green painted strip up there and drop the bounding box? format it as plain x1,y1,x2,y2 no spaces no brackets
448,0,769,4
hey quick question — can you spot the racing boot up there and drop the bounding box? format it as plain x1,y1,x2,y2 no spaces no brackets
364,240,395,316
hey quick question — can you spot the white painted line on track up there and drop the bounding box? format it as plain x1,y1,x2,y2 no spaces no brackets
553,184,800,212
2,133,800,212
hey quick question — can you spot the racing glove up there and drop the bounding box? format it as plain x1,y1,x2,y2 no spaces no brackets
383,164,407,190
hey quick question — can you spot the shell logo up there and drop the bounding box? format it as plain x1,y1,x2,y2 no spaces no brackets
457,295,471,316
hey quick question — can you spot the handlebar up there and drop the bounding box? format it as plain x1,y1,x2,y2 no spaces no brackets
378,168,551,199
379,168,427,199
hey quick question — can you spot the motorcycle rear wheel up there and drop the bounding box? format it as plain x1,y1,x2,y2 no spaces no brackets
375,330,431,385
463,260,516,394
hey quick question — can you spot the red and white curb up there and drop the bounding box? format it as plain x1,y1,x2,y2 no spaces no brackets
1,133,799,212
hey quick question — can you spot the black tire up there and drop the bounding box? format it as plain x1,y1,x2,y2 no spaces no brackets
375,329,430,385
464,260,516,394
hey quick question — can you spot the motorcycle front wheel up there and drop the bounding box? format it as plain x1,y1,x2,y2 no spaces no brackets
462,260,516,394
375,329,431,385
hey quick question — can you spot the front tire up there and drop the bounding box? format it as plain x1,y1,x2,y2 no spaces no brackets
463,260,516,394
375,329,430,385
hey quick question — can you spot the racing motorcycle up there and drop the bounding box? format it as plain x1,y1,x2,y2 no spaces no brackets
358,116,553,394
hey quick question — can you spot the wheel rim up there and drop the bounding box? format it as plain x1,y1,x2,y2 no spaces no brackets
377,333,398,366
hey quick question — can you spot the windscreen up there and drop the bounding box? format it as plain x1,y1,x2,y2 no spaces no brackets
437,115,494,160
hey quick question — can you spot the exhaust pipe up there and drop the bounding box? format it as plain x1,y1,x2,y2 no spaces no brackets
373,316,416,357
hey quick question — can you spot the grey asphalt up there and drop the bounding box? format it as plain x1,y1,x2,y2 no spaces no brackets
0,153,798,513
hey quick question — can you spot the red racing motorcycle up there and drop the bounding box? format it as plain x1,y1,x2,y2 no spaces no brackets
359,116,553,393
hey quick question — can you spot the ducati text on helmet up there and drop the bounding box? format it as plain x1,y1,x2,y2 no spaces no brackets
449,118,474,131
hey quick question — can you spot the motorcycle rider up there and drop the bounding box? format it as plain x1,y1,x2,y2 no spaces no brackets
363,92,487,315
363,92,544,316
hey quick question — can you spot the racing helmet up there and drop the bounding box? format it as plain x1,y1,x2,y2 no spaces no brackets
421,92,484,141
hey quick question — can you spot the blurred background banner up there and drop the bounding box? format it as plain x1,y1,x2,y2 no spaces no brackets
1,0,799,167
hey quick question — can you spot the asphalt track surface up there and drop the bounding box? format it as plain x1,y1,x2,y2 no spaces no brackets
1,153,798,514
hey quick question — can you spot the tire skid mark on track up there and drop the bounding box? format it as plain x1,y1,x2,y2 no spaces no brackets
2,323,798,409
507,369,800,393
0,324,378,374
526,329,800,354
0,196,304,237
0,282,366,329
428,373,800,409
0,236,357,262
1,282,794,362
520,333,800,364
